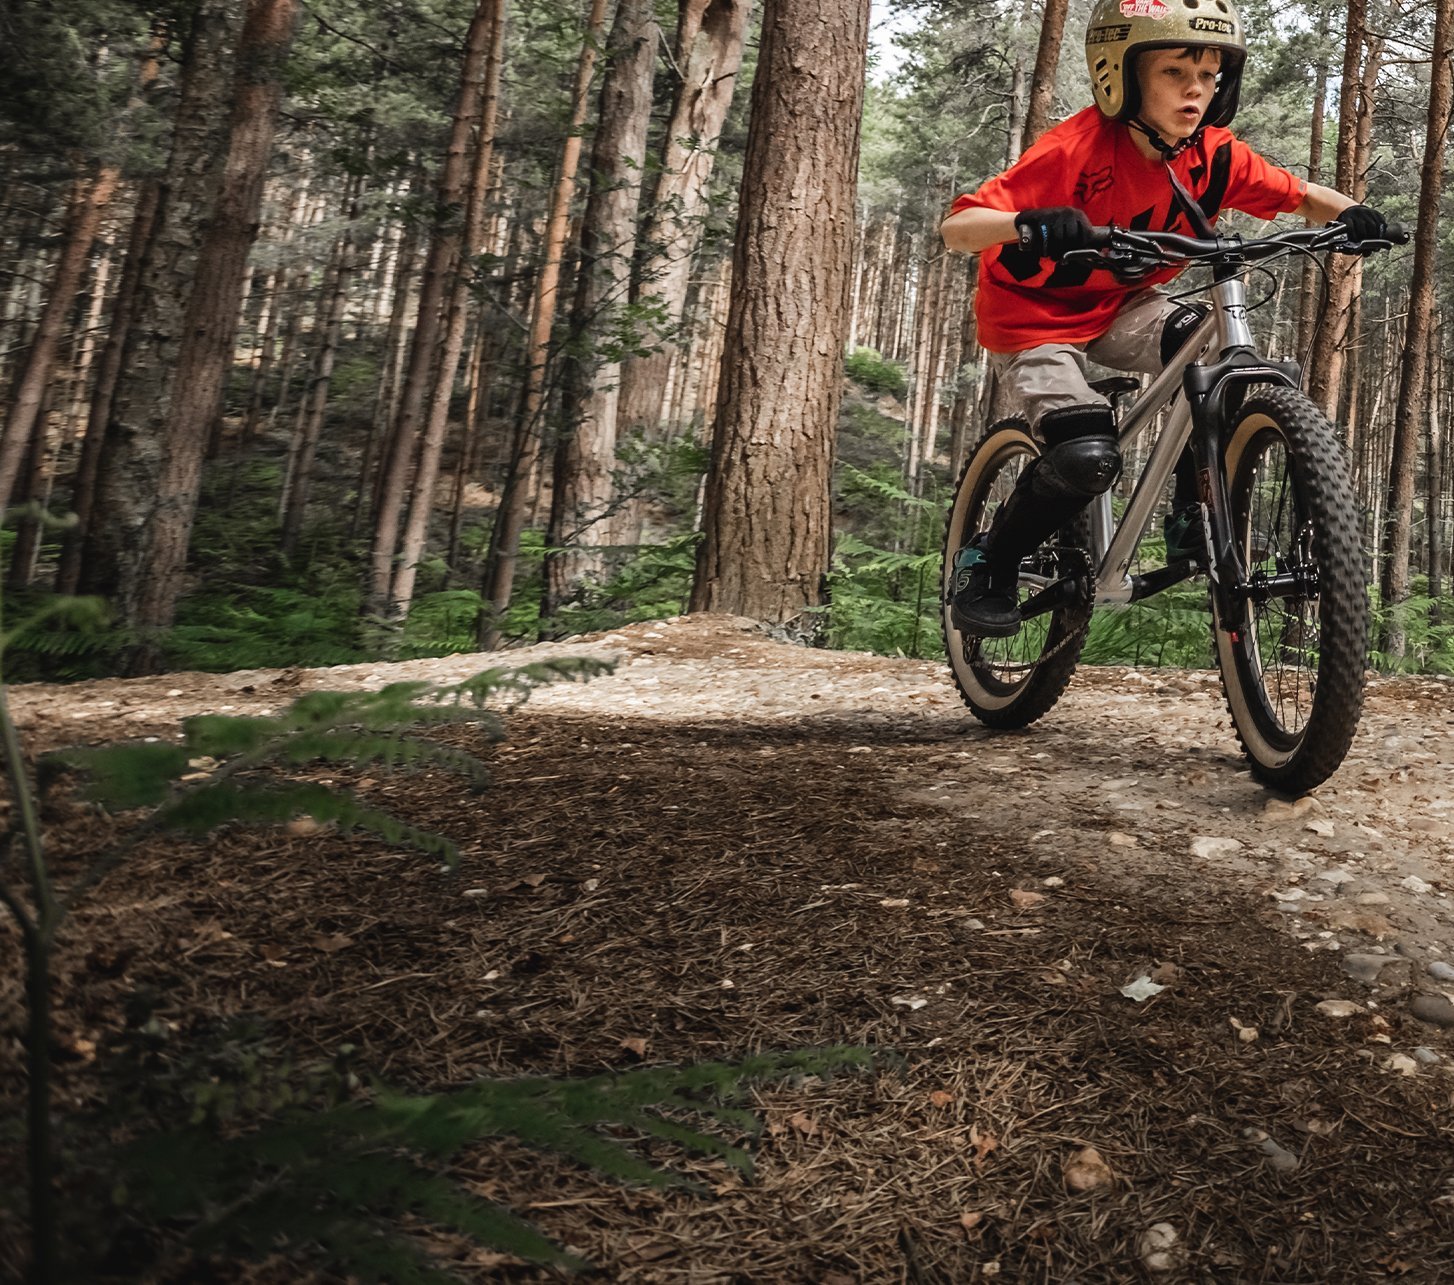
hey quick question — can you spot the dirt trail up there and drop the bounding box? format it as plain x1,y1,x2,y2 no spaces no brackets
8,614,1454,1280
17,612,1454,1003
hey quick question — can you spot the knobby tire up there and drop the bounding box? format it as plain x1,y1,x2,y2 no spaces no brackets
1213,388,1367,792
941,421,1093,729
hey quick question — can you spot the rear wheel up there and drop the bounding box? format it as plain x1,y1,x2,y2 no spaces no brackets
942,420,1093,729
1213,388,1367,792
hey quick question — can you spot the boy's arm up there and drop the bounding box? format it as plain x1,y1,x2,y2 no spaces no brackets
941,207,1020,254
1293,182,1356,224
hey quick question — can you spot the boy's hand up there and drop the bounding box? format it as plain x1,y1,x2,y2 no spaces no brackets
1014,207,1095,260
1333,204,1389,249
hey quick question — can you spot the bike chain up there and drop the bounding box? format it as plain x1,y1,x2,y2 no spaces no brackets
961,546,1095,676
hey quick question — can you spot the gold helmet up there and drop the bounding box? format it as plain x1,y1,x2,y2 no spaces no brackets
1085,0,1246,128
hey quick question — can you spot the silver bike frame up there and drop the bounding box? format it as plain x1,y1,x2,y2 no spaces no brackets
1088,274,1254,605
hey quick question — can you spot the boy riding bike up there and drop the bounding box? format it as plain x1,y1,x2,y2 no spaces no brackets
941,0,1390,638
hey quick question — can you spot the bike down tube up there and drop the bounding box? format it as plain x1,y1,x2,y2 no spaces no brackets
1092,310,1219,604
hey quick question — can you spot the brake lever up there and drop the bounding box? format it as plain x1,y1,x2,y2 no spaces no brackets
1329,221,1410,255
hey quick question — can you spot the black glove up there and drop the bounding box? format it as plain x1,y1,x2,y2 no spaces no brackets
1333,203,1388,249
1014,206,1095,260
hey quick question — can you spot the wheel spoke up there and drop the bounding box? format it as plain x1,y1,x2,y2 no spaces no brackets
942,425,1093,727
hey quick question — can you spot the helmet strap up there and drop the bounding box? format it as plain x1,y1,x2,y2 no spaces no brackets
1127,118,1218,238
1128,116,1194,160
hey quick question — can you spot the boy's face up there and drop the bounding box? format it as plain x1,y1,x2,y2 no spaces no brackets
1135,47,1222,144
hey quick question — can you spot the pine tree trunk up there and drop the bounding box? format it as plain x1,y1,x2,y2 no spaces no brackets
389,0,508,619
1295,0,1331,362
280,186,365,554
542,0,660,620
94,0,241,603
689,0,870,623
59,183,161,596
66,226,114,437
121,0,299,671
0,166,120,512
478,0,611,648
1307,0,1380,417
614,0,750,442
1021,0,1069,147
1376,0,1452,658
354,202,421,537
1430,333,1444,620
366,0,501,619
1006,54,1027,165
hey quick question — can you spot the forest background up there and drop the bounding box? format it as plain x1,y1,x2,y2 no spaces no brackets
0,0,1450,681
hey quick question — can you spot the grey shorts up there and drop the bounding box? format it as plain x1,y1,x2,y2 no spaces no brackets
989,290,1182,440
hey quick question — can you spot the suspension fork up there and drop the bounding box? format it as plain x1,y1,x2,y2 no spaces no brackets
1183,352,1302,629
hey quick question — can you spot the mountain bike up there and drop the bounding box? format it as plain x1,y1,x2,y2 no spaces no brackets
941,220,1407,792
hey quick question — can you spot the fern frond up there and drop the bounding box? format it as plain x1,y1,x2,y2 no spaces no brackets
273,733,490,787
838,463,936,509
41,742,190,809
445,657,615,708
157,782,459,866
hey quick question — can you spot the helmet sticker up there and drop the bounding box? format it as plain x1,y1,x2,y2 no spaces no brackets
1119,0,1169,17
1189,15,1235,33
1087,23,1131,42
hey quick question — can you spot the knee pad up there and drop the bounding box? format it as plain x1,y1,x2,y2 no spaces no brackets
1032,405,1121,499
1160,303,1211,365
1033,436,1123,499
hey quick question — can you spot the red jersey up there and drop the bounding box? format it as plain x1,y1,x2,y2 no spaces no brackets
950,107,1308,352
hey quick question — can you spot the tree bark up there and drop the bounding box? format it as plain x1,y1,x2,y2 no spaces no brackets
1295,0,1332,362
1307,0,1380,417
366,1,501,620
614,0,751,443
93,0,241,602
355,208,422,538
60,183,161,596
280,183,365,555
543,0,660,618
388,0,508,618
121,0,299,670
1021,0,1069,147
1376,0,1452,658
478,0,611,648
689,0,870,623
1430,331,1444,620
0,166,120,513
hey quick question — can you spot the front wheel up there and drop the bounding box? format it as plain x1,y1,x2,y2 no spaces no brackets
1213,388,1367,792
942,420,1093,729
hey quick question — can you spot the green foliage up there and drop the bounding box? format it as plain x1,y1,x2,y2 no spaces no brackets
0,0,148,161
824,532,943,658
1370,582,1454,674
844,347,909,399
0,592,115,680
119,1046,876,1279
168,577,368,671
42,657,612,868
1079,586,1215,668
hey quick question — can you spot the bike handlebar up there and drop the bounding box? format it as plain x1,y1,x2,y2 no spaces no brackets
1065,220,1409,269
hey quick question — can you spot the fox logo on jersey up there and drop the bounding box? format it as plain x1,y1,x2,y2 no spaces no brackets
1074,165,1114,202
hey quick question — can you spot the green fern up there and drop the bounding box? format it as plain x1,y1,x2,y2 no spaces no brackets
838,462,937,510
120,1047,876,1278
41,658,613,869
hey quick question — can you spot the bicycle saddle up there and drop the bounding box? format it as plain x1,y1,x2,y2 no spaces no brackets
1090,376,1141,400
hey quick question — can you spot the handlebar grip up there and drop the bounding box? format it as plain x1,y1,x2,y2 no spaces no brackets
1386,222,1410,245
